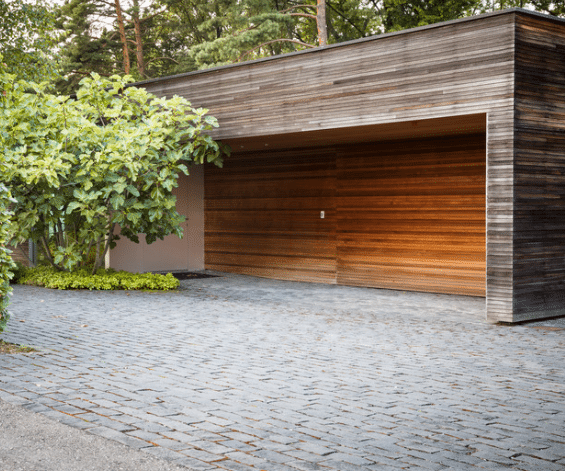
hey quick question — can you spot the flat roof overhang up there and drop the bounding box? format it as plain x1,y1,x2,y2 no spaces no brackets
223,114,487,152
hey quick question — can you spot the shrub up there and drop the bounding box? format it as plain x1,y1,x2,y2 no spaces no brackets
0,182,16,334
3,69,225,274
13,266,179,291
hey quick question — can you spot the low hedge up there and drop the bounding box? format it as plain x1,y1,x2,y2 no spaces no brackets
11,265,179,291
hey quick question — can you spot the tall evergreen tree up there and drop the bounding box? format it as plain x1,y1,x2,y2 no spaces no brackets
55,0,121,93
170,0,380,70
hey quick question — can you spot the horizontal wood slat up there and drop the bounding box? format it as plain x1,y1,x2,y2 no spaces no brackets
205,147,337,283
206,131,486,295
336,134,486,296
513,14,565,321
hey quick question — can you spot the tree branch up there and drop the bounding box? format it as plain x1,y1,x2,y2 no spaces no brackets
70,70,111,77
326,1,365,36
280,4,317,13
234,24,259,36
288,12,316,20
238,39,316,62
122,8,166,23
146,56,179,65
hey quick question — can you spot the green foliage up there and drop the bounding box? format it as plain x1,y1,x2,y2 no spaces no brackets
53,0,382,84
12,265,180,291
178,0,381,69
0,180,16,334
9,262,28,284
529,0,565,16
379,0,555,33
1,60,227,274
381,0,481,32
54,0,122,94
49,0,565,85
0,0,60,82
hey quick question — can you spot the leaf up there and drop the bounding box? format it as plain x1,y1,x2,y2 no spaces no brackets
126,185,140,197
3,70,222,274
66,201,81,214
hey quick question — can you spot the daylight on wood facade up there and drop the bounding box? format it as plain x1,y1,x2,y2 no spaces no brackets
108,8,565,324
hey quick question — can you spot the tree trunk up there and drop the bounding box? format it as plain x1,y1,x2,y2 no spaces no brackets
114,0,130,74
132,0,145,76
317,0,327,46
92,223,115,274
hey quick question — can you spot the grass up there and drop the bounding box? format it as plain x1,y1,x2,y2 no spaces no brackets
0,339,37,354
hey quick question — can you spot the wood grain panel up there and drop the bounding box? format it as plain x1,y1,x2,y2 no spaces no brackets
206,131,486,294
6,241,30,267
513,14,565,322
205,148,337,283
336,134,486,296
141,13,514,140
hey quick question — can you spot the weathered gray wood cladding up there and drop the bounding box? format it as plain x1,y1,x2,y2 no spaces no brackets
513,15,565,322
138,9,565,322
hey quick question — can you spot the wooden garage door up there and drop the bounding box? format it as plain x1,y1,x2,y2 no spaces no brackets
205,132,486,296
336,133,486,296
205,147,337,283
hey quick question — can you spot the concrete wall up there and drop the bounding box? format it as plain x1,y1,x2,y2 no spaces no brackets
109,166,204,273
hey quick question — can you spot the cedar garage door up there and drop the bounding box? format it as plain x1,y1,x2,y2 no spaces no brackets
336,134,485,296
205,123,486,296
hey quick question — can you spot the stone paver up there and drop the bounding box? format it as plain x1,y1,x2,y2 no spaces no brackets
1,272,565,470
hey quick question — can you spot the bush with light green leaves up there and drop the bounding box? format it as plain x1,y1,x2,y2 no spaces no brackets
0,181,16,334
12,265,179,291
1,59,228,275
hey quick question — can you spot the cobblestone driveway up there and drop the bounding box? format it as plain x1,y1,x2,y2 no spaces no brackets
1,273,565,470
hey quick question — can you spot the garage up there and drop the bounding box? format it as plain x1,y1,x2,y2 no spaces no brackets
205,115,486,296
116,9,565,322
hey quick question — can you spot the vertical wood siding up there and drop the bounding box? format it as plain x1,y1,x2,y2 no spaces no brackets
513,15,565,321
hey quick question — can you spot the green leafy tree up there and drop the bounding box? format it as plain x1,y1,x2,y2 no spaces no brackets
54,0,381,83
529,0,565,16
53,0,565,85
0,0,60,81
2,67,227,274
380,0,481,32
0,180,16,334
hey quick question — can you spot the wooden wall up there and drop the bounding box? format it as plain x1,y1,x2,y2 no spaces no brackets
7,241,30,266
140,11,524,320
206,131,486,296
142,14,515,140
513,15,565,322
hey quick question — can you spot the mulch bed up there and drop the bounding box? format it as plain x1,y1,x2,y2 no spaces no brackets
167,272,219,281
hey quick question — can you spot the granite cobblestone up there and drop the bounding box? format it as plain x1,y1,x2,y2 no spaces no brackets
2,272,565,470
